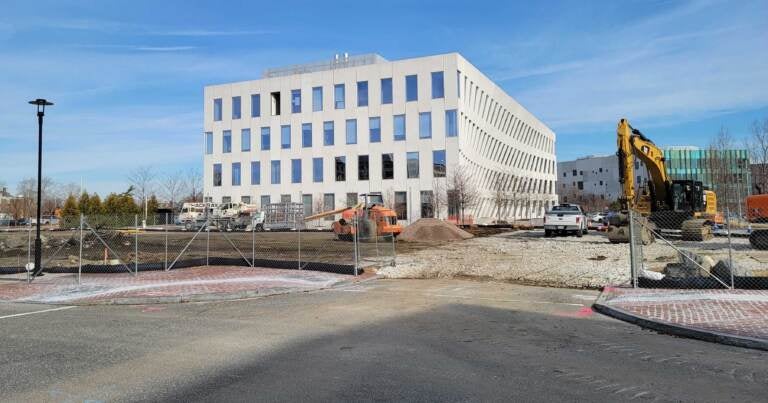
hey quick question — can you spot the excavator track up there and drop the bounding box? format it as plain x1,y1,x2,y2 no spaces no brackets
680,219,713,242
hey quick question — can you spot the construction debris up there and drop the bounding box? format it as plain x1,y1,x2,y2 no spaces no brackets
398,219,473,243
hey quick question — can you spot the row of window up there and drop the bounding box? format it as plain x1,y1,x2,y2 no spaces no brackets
204,110,458,154
212,71,455,121
214,190,448,221
212,150,447,187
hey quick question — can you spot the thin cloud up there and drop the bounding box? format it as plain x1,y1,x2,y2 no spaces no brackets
151,29,276,37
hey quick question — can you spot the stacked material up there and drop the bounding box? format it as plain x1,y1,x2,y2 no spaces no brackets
398,219,474,242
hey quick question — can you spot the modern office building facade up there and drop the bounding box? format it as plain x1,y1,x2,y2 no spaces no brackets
203,53,557,224
557,155,650,210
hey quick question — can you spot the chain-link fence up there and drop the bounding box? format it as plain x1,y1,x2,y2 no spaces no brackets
0,209,396,284
628,199,768,289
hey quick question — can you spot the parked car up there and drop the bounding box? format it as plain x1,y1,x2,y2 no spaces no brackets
544,204,588,237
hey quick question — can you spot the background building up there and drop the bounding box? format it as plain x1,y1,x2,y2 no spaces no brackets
203,53,557,224
557,155,649,211
664,146,751,214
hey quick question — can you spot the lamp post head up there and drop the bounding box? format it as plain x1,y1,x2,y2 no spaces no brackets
28,98,54,115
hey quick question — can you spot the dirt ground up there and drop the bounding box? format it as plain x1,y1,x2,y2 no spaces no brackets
381,229,768,288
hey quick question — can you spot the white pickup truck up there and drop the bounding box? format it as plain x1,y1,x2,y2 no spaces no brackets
544,203,588,237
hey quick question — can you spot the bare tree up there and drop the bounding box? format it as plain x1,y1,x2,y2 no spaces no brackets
708,126,738,214
491,172,510,224
430,179,447,219
15,176,57,217
382,187,396,211
749,118,768,194
128,166,156,220
160,170,187,211
449,165,479,226
184,167,203,202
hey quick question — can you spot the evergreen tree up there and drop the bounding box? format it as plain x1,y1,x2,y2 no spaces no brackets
77,191,90,214
87,193,103,215
60,194,79,228
103,193,120,215
147,194,159,215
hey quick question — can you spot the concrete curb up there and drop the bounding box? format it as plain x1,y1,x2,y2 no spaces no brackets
593,288,768,352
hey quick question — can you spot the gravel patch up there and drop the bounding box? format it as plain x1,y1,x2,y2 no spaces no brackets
382,230,768,289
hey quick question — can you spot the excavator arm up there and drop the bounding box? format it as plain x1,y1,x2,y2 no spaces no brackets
616,118,669,212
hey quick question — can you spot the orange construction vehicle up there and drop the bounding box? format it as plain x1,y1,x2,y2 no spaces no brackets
746,194,768,249
304,193,402,241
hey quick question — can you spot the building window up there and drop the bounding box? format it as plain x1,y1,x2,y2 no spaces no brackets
270,92,281,116
335,156,346,181
599,180,603,186
405,74,418,101
323,121,334,146
323,193,335,220
302,123,312,148
395,191,407,220
407,152,419,178
563,172,567,177
232,96,241,119
232,162,241,186
445,109,458,137
222,196,231,204
291,159,301,183
271,160,281,184
251,161,260,185
213,163,222,187
205,132,213,155
313,157,323,183
260,195,270,209
394,115,406,141
241,129,251,152
213,98,222,121
577,181,584,190
345,193,356,207
433,150,446,178
223,130,232,153
290,89,301,113
346,119,357,144
334,84,345,109
456,70,461,98
381,78,392,104
421,191,434,218
369,117,381,143
382,153,394,180
312,86,322,112
302,194,313,216
419,112,432,139
242,196,251,204
251,94,260,117
572,169,577,176
261,127,270,150
281,125,291,149
357,81,368,107
431,71,444,99
281,193,291,202
358,155,369,181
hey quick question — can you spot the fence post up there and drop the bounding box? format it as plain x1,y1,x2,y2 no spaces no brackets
78,214,83,285
206,218,210,266
164,212,169,270
628,209,638,288
26,221,32,283
134,214,139,276
251,217,255,268
725,206,735,289
391,230,396,267
297,213,302,270
353,215,359,276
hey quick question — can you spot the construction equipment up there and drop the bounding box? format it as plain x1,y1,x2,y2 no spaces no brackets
304,193,402,241
607,119,720,243
745,194,768,249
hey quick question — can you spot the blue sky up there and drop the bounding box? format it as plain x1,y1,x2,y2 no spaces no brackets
1,0,766,195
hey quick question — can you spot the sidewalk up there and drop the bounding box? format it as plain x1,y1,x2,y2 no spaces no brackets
0,266,365,305
594,287,768,351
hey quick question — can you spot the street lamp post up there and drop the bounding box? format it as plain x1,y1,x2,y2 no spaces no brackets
29,98,53,277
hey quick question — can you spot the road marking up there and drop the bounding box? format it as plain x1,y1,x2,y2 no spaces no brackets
0,306,76,320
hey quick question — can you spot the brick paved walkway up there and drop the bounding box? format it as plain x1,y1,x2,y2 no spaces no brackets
596,287,768,347
0,266,359,305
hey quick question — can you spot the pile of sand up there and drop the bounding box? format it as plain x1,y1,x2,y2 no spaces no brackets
398,218,474,242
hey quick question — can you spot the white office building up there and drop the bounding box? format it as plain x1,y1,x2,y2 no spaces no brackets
203,53,557,224
557,155,650,208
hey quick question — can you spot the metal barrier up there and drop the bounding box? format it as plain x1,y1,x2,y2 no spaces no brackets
0,210,397,284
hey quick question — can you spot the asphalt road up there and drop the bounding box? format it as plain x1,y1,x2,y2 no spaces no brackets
1,279,766,402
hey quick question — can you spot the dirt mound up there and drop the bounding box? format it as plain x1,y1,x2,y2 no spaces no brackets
398,218,474,242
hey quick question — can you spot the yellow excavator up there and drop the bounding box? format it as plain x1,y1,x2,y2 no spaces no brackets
607,119,720,243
